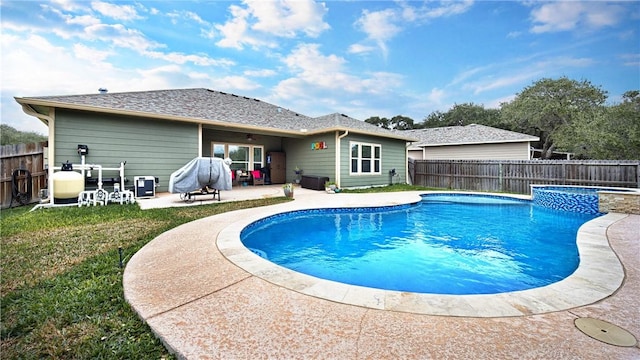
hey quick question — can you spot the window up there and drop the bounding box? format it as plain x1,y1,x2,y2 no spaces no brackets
350,141,381,175
212,143,264,172
253,147,263,170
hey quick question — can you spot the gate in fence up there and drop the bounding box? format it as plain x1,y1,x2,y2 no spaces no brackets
1,142,47,208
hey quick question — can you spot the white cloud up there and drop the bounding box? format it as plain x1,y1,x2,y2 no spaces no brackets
65,14,101,27
144,50,235,67
77,22,234,67
184,11,208,26
215,4,273,49
353,1,473,57
215,0,329,50
464,72,538,95
0,31,231,133
427,88,446,105
355,9,401,43
73,43,112,63
421,0,474,19
457,55,595,96
247,0,329,37
620,53,640,67
167,10,209,26
269,43,405,119
91,1,142,21
507,31,522,39
212,76,262,91
530,2,624,33
50,0,86,12
244,69,277,77
83,23,160,51
348,43,377,55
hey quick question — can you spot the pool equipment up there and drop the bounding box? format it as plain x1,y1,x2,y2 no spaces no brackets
134,176,157,198
52,161,84,203
31,145,135,210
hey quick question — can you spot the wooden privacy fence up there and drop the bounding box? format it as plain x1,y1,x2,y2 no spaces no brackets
0,142,47,208
412,160,640,195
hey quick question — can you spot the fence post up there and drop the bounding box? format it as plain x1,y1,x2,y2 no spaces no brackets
498,162,503,192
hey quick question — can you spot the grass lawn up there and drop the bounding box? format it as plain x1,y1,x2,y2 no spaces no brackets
0,184,433,359
1,197,289,359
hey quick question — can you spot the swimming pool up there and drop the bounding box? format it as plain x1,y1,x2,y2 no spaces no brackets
241,194,600,295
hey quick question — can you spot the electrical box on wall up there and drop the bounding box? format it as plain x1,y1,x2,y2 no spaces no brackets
134,176,156,198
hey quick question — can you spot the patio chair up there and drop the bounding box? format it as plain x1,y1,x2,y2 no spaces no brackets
251,170,265,186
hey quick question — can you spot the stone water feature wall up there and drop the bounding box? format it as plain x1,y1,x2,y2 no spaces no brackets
599,191,640,215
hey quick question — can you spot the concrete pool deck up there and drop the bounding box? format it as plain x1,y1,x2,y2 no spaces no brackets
125,187,640,359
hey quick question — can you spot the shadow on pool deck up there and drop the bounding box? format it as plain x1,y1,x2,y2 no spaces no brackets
125,190,640,359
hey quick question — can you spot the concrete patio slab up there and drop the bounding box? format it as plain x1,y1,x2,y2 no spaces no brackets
124,188,640,359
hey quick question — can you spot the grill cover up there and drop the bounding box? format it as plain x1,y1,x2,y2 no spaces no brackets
169,157,232,193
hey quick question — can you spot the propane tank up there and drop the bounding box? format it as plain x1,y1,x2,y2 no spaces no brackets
53,161,84,203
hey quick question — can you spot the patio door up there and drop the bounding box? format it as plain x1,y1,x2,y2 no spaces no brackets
212,143,264,172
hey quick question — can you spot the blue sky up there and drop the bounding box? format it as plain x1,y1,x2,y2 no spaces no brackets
2,1,639,135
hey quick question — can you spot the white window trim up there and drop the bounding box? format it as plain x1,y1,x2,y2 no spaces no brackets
211,142,264,170
349,141,382,175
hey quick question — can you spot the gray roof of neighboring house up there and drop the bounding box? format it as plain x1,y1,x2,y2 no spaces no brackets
16,88,415,141
402,124,539,147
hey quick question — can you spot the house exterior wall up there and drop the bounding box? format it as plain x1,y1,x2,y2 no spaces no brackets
408,149,422,160
339,133,407,188
420,142,531,160
54,109,198,192
283,135,336,183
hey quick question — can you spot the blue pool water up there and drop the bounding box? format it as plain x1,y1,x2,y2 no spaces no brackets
241,194,601,295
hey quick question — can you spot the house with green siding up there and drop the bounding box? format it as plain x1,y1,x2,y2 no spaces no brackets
15,88,415,193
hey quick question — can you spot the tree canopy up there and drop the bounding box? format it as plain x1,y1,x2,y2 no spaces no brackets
576,90,640,159
364,115,415,130
1,125,47,145
366,76,638,160
500,77,608,159
420,103,503,129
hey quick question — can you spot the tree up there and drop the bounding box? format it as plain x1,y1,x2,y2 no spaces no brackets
579,90,640,159
420,103,503,129
389,115,415,130
500,77,608,159
364,116,390,129
420,111,446,128
365,115,416,130
0,124,47,145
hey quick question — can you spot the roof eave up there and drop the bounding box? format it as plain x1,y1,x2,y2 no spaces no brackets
416,138,539,147
306,126,417,141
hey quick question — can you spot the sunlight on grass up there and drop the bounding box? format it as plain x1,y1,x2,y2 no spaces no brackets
0,197,288,359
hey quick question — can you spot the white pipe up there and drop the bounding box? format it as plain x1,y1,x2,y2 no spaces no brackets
35,161,128,210
335,130,349,187
81,155,86,178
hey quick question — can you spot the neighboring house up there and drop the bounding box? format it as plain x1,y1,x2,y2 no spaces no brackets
15,88,415,192
403,124,540,160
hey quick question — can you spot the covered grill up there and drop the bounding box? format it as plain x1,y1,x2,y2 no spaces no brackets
169,157,232,201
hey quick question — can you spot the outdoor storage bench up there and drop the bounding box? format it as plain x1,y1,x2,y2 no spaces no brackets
301,175,329,191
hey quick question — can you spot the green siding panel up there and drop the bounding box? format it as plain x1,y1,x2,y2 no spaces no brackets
54,110,198,192
283,135,336,183
339,134,407,188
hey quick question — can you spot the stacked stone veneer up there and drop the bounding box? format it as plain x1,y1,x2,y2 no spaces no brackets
599,191,640,214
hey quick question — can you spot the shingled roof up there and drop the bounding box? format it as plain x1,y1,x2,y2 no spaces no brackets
16,88,414,141
402,124,539,147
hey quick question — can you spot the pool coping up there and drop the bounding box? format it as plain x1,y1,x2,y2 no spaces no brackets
217,191,626,318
